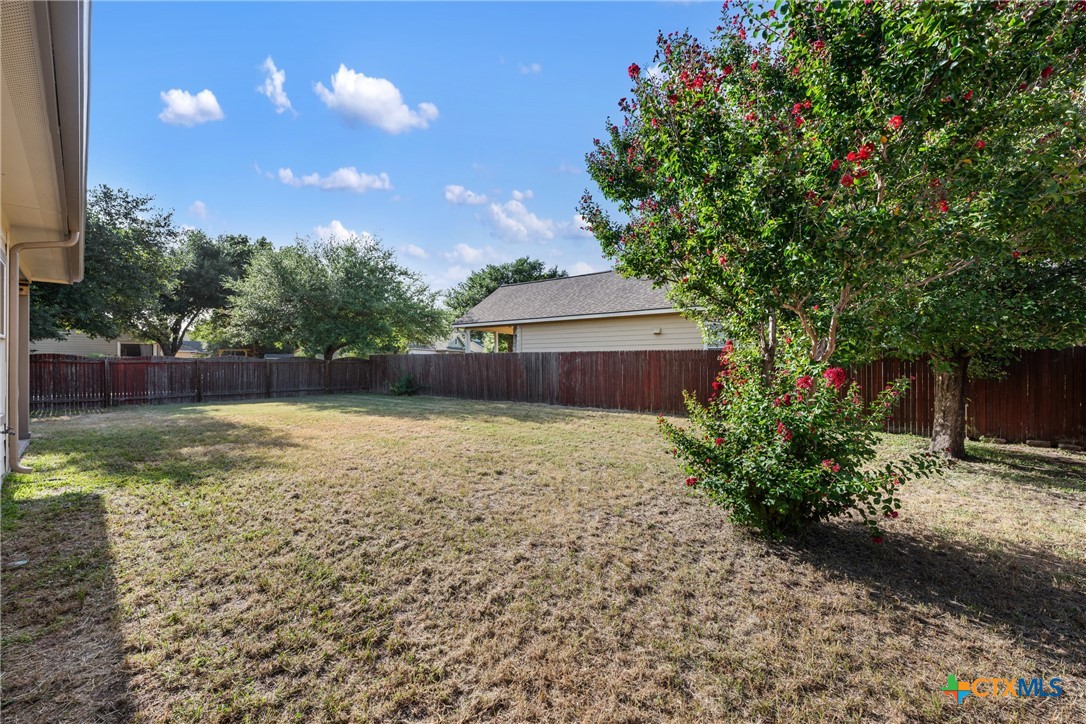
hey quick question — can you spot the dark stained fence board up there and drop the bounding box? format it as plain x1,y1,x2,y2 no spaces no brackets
29,349,1086,442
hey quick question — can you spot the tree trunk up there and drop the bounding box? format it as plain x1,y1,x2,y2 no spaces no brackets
930,354,968,458
758,312,777,383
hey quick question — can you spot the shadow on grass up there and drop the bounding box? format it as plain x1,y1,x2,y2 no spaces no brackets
784,525,1086,673
963,445,1086,493
18,408,299,491
1,492,129,723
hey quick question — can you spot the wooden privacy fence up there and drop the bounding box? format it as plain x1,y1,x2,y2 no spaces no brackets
30,348,1086,442
30,355,373,415
368,348,1085,443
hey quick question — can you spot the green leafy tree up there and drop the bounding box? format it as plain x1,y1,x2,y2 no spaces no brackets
130,230,270,356
446,257,567,352
869,257,1086,454
580,1,1086,455
224,236,448,360
31,185,173,341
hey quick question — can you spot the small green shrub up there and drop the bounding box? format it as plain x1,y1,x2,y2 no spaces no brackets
389,374,423,396
659,339,946,541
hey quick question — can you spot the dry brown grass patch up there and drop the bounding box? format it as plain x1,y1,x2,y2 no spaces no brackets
2,395,1083,722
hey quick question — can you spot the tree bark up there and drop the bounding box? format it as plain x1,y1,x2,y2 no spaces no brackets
930,354,968,458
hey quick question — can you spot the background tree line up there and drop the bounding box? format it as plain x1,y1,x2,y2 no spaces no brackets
33,185,452,358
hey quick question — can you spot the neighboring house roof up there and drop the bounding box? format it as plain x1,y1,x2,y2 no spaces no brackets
453,271,675,327
179,340,207,354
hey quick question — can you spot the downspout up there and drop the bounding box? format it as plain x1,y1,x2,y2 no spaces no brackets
6,232,81,473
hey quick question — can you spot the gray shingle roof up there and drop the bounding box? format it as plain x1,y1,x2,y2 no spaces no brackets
452,271,675,326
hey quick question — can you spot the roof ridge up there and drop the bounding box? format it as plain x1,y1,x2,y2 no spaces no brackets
496,269,616,289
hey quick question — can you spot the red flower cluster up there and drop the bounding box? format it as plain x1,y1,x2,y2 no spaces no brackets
796,375,813,390
937,200,949,213
685,476,698,487
804,190,823,206
822,367,847,390
846,143,874,163
719,255,728,267
963,90,974,101
830,159,841,171
1041,65,1054,80
776,421,793,442
888,115,903,130
821,459,841,473
975,139,985,149
773,393,793,407
712,380,724,391
628,63,641,79
812,39,825,52
714,437,724,446
840,174,855,187
884,510,899,519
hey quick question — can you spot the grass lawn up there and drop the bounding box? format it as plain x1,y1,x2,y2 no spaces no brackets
1,394,1083,722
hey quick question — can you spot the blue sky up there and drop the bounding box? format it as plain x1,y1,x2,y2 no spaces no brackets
89,1,723,289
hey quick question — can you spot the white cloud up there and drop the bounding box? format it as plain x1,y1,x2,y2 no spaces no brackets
278,167,392,193
258,56,293,114
485,192,592,244
442,243,508,264
444,265,471,284
188,200,207,220
487,199,556,243
519,62,543,74
314,64,438,133
443,184,488,205
557,162,583,175
400,243,429,259
445,243,482,263
314,220,376,244
563,213,594,239
570,261,601,276
158,89,224,126
646,64,666,82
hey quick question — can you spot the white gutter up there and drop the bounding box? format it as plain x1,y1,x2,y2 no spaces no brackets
6,232,81,473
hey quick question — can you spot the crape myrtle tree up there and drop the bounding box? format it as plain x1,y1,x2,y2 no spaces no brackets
580,1,1086,452
578,1,1086,536
223,235,448,360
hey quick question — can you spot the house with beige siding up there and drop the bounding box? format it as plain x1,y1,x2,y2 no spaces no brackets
452,271,707,353
31,331,161,357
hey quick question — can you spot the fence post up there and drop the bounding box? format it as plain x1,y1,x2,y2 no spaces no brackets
264,359,272,399
193,359,203,403
324,360,331,394
101,358,112,408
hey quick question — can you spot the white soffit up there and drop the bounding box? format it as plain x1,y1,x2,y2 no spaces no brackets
1,1,66,239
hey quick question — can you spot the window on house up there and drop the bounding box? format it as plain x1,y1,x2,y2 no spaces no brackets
119,344,144,357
